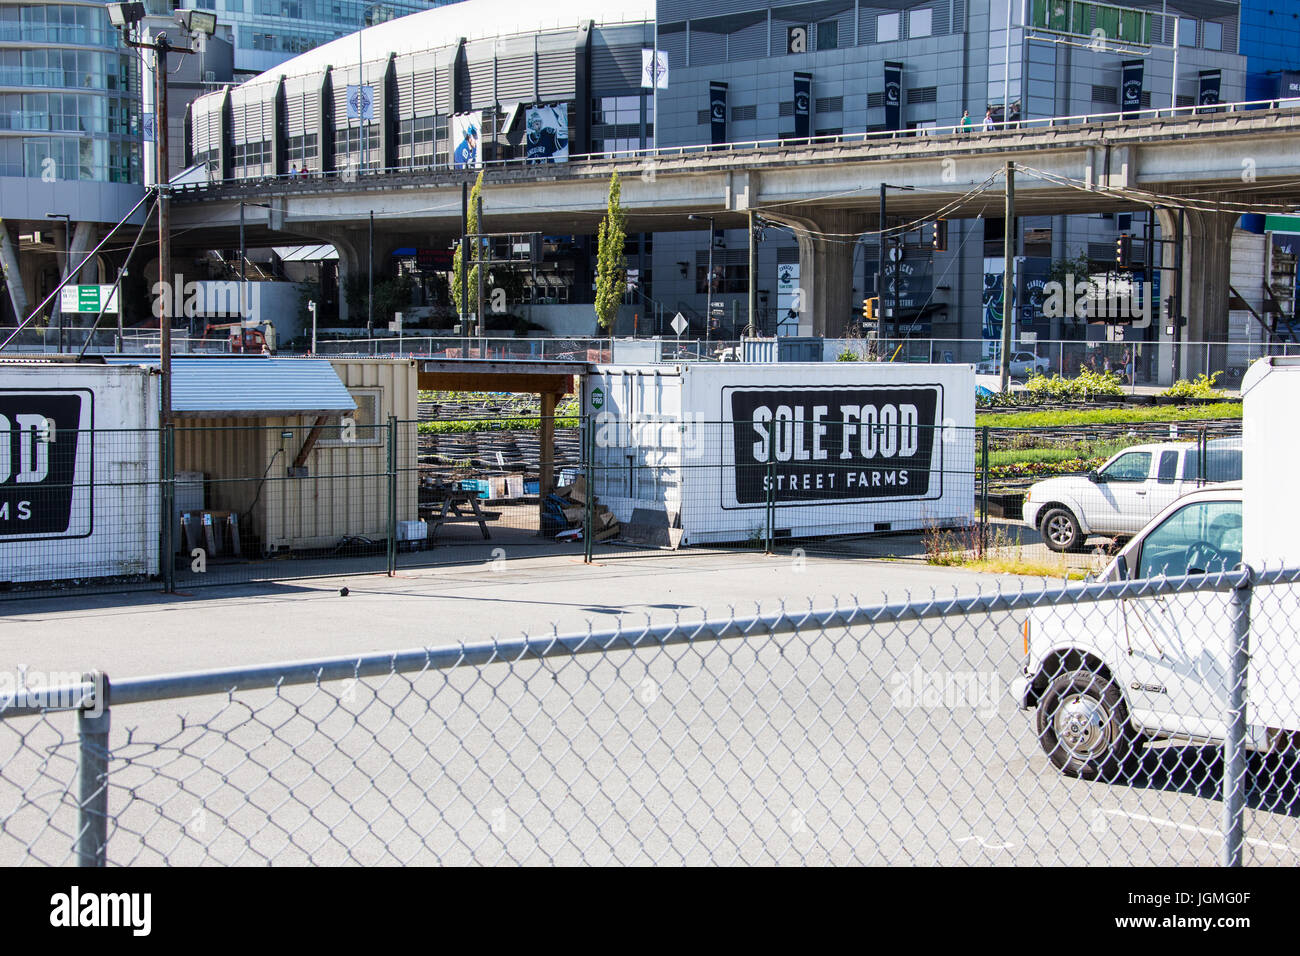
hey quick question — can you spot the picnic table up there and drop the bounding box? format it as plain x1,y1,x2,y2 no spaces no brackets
420,491,501,541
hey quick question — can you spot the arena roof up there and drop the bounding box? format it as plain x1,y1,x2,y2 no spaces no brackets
244,0,653,87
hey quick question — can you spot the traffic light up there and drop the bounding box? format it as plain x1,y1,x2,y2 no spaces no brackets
1116,233,1133,269
862,297,878,322
930,219,948,252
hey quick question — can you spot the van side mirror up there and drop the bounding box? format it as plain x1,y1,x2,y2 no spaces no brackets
1114,555,1129,580
1087,470,1101,483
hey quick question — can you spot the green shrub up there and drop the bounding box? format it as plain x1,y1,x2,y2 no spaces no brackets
836,349,860,362
1023,370,1124,401
1159,372,1226,400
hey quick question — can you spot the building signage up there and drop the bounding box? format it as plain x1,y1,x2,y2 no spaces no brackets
793,72,812,138
709,82,728,145
1198,70,1222,106
884,62,903,130
786,25,808,54
524,104,569,163
1121,60,1144,116
725,385,942,506
0,390,91,539
60,285,119,314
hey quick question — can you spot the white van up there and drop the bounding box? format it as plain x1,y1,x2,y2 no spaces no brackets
1012,357,1298,779
1023,439,1241,552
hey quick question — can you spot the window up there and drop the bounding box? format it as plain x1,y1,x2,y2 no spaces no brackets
877,12,900,43
1202,21,1223,51
817,20,838,50
1136,501,1241,577
318,389,382,446
1157,451,1178,484
1099,451,1151,482
1178,17,1196,46
1180,445,1242,483
909,8,932,39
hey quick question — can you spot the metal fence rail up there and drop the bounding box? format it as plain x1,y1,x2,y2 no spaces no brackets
0,414,1246,598
1,568,1297,865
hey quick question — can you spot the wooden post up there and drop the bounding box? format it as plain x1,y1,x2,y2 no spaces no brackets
539,391,557,531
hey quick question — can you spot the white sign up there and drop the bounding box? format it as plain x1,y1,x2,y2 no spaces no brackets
671,312,688,335
60,285,119,314
641,49,669,90
1020,331,1037,344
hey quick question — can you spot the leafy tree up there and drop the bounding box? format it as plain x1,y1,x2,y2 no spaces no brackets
451,171,485,318
594,171,627,331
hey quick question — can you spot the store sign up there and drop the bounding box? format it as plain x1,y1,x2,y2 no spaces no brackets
60,285,118,314
0,390,89,538
725,385,942,506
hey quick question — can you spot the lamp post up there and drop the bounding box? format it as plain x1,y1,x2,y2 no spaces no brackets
878,183,915,341
46,212,70,352
689,213,715,342
108,3,218,427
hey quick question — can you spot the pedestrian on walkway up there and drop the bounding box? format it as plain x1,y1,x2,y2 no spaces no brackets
982,108,995,132
961,109,972,133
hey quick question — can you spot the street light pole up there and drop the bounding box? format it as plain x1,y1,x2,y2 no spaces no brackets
690,213,714,341
46,212,70,352
111,4,218,426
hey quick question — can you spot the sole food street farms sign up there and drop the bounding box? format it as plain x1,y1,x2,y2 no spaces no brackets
724,385,942,508
0,390,91,539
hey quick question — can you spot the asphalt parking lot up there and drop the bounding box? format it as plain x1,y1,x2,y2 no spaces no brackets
1,549,1295,865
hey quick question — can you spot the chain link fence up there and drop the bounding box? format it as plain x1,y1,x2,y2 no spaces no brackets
0,409,1245,598
1,568,1296,865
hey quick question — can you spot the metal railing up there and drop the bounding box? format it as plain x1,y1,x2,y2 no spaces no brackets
174,98,1300,197
2,566,1296,865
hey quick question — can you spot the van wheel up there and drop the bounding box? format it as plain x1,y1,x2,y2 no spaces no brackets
1036,669,1137,780
1040,507,1083,552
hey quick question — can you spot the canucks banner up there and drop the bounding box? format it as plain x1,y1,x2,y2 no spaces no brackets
451,111,482,169
884,62,903,131
525,104,569,164
1121,60,1143,116
710,82,728,145
793,72,811,138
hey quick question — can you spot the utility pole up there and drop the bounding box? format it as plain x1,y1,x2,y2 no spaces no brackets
879,183,887,341
748,209,757,335
1000,161,1015,394
154,36,172,423
367,209,374,338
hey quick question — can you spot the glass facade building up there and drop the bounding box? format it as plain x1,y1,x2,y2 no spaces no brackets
0,1,142,183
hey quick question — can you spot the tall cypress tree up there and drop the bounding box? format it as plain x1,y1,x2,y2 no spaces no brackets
594,171,627,332
451,171,484,317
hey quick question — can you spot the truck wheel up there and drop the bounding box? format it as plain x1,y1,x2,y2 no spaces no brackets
1036,669,1137,780
1039,507,1083,552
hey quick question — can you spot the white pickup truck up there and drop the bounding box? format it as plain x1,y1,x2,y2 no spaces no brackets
1024,439,1241,552
1013,357,1299,780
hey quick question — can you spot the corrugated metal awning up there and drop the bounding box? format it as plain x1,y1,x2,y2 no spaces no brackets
107,357,356,418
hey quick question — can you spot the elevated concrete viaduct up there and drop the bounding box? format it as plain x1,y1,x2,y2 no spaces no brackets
172,108,1300,336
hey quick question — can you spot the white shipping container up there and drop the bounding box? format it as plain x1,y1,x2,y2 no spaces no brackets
583,362,976,545
0,364,160,583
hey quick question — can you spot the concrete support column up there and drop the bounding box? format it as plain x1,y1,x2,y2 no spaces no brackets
321,231,363,323
0,219,30,325
764,206,866,337
1155,207,1237,383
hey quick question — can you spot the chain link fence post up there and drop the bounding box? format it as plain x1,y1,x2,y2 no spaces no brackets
1222,566,1254,867
162,423,175,593
765,433,775,555
76,671,110,867
386,415,397,576
980,425,989,556
584,414,594,565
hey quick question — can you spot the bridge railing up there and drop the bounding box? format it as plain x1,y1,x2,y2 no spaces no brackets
172,97,1300,197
